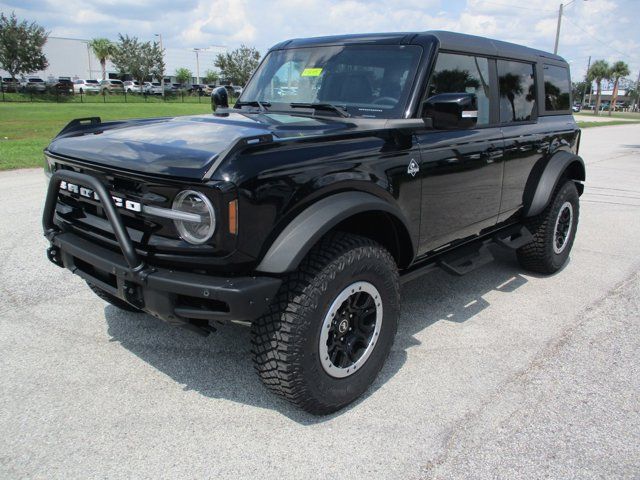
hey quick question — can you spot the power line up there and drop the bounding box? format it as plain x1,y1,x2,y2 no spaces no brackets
471,0,556,14
561,15,635,60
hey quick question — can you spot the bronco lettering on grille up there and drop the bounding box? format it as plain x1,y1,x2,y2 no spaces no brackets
59,181,142,213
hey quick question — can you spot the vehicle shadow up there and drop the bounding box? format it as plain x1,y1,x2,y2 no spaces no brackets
104,245,531,424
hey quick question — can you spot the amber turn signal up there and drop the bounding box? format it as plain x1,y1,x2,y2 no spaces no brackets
228,199,238,235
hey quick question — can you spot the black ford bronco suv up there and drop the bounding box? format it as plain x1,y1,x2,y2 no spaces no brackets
43,31,584,414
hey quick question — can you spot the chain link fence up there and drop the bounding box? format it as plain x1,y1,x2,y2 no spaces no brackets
0,88,232,104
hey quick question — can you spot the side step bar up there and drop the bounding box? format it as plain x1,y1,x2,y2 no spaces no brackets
493,225,533,250
400,224,533,283
438,244,494,276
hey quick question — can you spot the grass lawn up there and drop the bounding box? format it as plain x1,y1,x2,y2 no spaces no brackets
577,120,640,128
577,110,640,120
0,102,212,170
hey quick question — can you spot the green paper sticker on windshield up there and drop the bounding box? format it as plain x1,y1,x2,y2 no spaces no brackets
301,68,323,77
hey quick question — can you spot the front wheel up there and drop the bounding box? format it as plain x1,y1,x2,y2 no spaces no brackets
251,233,400,415
517,179,580,274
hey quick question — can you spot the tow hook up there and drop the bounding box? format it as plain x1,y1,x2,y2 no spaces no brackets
46,246,64,268
123,280,145,309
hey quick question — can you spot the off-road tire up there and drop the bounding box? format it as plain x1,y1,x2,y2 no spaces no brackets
87,282,142,313
517,179,580,274
251,232,400,415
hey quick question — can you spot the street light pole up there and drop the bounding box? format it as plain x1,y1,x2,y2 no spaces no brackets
155,33,164,97
193,48,201,84
86,42,93,80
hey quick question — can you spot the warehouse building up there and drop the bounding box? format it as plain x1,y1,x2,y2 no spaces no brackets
1,36,226,83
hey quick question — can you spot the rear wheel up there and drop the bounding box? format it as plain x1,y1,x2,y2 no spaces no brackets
87,283,142,313
517,179,580,274
251,232,400,415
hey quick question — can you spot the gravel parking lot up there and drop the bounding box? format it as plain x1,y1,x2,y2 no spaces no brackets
1,124,639,479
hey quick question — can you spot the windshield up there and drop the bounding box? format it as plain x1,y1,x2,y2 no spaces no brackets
240,45,422,118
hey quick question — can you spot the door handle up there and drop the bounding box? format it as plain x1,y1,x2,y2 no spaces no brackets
485,148,504,162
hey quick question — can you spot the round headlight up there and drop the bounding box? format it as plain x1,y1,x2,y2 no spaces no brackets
172,190,216,245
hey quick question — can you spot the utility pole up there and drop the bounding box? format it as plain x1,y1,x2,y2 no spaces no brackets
194,48,202,84
554,3,564,55
583,56,591,107
155,33,164,97
633,68,640,112
554,0,586,55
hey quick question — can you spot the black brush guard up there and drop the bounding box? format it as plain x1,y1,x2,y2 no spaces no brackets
43,170,281,333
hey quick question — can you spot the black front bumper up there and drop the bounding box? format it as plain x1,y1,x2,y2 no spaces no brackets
43,171,281,330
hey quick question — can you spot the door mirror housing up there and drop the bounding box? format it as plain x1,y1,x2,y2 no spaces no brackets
211,86,229,111
423,93,478,130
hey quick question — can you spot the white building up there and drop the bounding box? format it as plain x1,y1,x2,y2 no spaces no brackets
1,36,226,83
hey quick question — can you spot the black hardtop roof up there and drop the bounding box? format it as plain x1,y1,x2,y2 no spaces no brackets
271,30,567,65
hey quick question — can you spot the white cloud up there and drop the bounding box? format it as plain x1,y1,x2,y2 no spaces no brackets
1,0,638,81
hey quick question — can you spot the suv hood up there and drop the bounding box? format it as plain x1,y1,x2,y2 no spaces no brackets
47,112,355,180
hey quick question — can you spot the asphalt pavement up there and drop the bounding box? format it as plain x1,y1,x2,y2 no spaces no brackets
0,124,638,479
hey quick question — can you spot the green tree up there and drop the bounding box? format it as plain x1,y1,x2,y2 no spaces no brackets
627,84,639,112
0,12,48,81
607,60,630,115
572,80,589,103
214,45,260,86
88,38,114,81
111,34,158,93
149,41,165,90
499,73,524,122
203,69,219,84
587,60,610,116
175,67,192,85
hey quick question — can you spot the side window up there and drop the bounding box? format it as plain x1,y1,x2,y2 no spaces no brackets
498,60,536,123
426,52,491,126
543,64,571,111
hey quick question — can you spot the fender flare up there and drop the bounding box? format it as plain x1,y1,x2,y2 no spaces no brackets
256,191,414,274
524,151,585,218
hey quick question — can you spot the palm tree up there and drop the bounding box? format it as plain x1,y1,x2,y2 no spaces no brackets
89,38,114,80
607,60,630,116
499,73,523,122
586,60,610,116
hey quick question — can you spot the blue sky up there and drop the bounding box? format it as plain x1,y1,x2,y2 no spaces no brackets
1,0,638,84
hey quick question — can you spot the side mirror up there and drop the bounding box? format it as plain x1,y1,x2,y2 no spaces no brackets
423,93,478,130
211,86,229,111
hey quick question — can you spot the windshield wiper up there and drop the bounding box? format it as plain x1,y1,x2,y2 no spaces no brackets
289,102,351,118
235,100,271,112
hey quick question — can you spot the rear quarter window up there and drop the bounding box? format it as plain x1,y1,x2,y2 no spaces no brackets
497,60,536,123
543,64,571,112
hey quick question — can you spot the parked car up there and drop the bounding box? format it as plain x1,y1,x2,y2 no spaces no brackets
221,85,244,98
204,84,217,95
43,30,585,415
100,79,124,94
170,83,186,93
143,82,163,95
572,103,581,112
1,77,20,92
188,84,209,96
123,81,143,94
47,77,74,95
74,79,101,94
21,77,47,92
